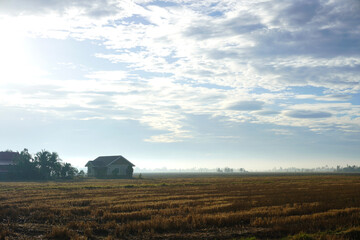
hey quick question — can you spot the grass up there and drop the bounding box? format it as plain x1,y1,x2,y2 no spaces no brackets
0,174,360,239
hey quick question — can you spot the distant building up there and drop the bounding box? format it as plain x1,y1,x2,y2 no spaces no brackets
85,155,135,178
0,151,19,176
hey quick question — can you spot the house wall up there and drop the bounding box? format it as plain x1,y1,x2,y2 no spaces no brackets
107,164,129,176
0,165,11,173
0,152,18,174
87,166,108,177
87,166,94,176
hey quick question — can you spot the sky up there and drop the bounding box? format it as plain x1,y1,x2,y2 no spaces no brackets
0,0,359,171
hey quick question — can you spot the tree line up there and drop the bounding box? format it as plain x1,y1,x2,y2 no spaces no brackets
216,167,247,173
336,165,360,173
6,149,81,180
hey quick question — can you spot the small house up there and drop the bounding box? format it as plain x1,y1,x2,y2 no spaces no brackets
85,155,134,178
0,151,19,176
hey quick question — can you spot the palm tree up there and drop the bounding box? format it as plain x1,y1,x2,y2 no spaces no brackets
11,149,38,179
49,152,62,178
34,150,62,179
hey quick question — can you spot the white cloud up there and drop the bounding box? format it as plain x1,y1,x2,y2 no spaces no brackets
270,56,360,68
85,70,128,81
0,0,359,143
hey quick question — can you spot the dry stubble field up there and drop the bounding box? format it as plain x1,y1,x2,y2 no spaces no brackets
1,174,360,239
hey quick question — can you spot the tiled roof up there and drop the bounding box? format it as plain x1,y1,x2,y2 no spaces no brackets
86,155,134,167
0,152,19,165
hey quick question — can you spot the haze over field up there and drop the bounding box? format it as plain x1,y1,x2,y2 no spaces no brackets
0,0,359,171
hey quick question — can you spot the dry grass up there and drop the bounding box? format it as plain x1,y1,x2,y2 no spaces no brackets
0,174,360,239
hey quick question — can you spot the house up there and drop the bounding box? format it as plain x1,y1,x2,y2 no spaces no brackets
0,151,19,176
85,155,135,178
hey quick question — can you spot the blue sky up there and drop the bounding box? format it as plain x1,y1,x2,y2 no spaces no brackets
0,0,359,171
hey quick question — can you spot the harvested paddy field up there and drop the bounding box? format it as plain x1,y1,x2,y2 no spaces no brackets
1,174,360,239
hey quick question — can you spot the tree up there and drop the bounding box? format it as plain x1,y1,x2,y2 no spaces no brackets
11,149,38,180
34,150,63,180
60,163,78,179
9,149,78,180
78,170,85,178
49,152,62,178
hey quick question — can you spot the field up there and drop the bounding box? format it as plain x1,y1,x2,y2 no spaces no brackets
1,174,360,239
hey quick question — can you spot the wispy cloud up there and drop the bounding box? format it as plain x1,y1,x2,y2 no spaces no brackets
0,0,359,144
285,110,332,119
227,101,264,111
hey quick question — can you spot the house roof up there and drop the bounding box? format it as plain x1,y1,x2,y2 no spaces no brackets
85,155,135,167
0,152,19,166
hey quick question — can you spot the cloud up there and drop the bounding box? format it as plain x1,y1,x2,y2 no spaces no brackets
228,101,264,111
295,94,352,102
85,71,128,81
0,0,359,143
256,110,279,116
275,1,321,26
269,128,293,136
285,110,332,119
0,0,123,17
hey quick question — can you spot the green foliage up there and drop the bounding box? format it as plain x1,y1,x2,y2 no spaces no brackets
34,150,62,179
61,163,78,179
10,148,38,180
78,170,85,177
8,149,78,180
336,165,360,173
